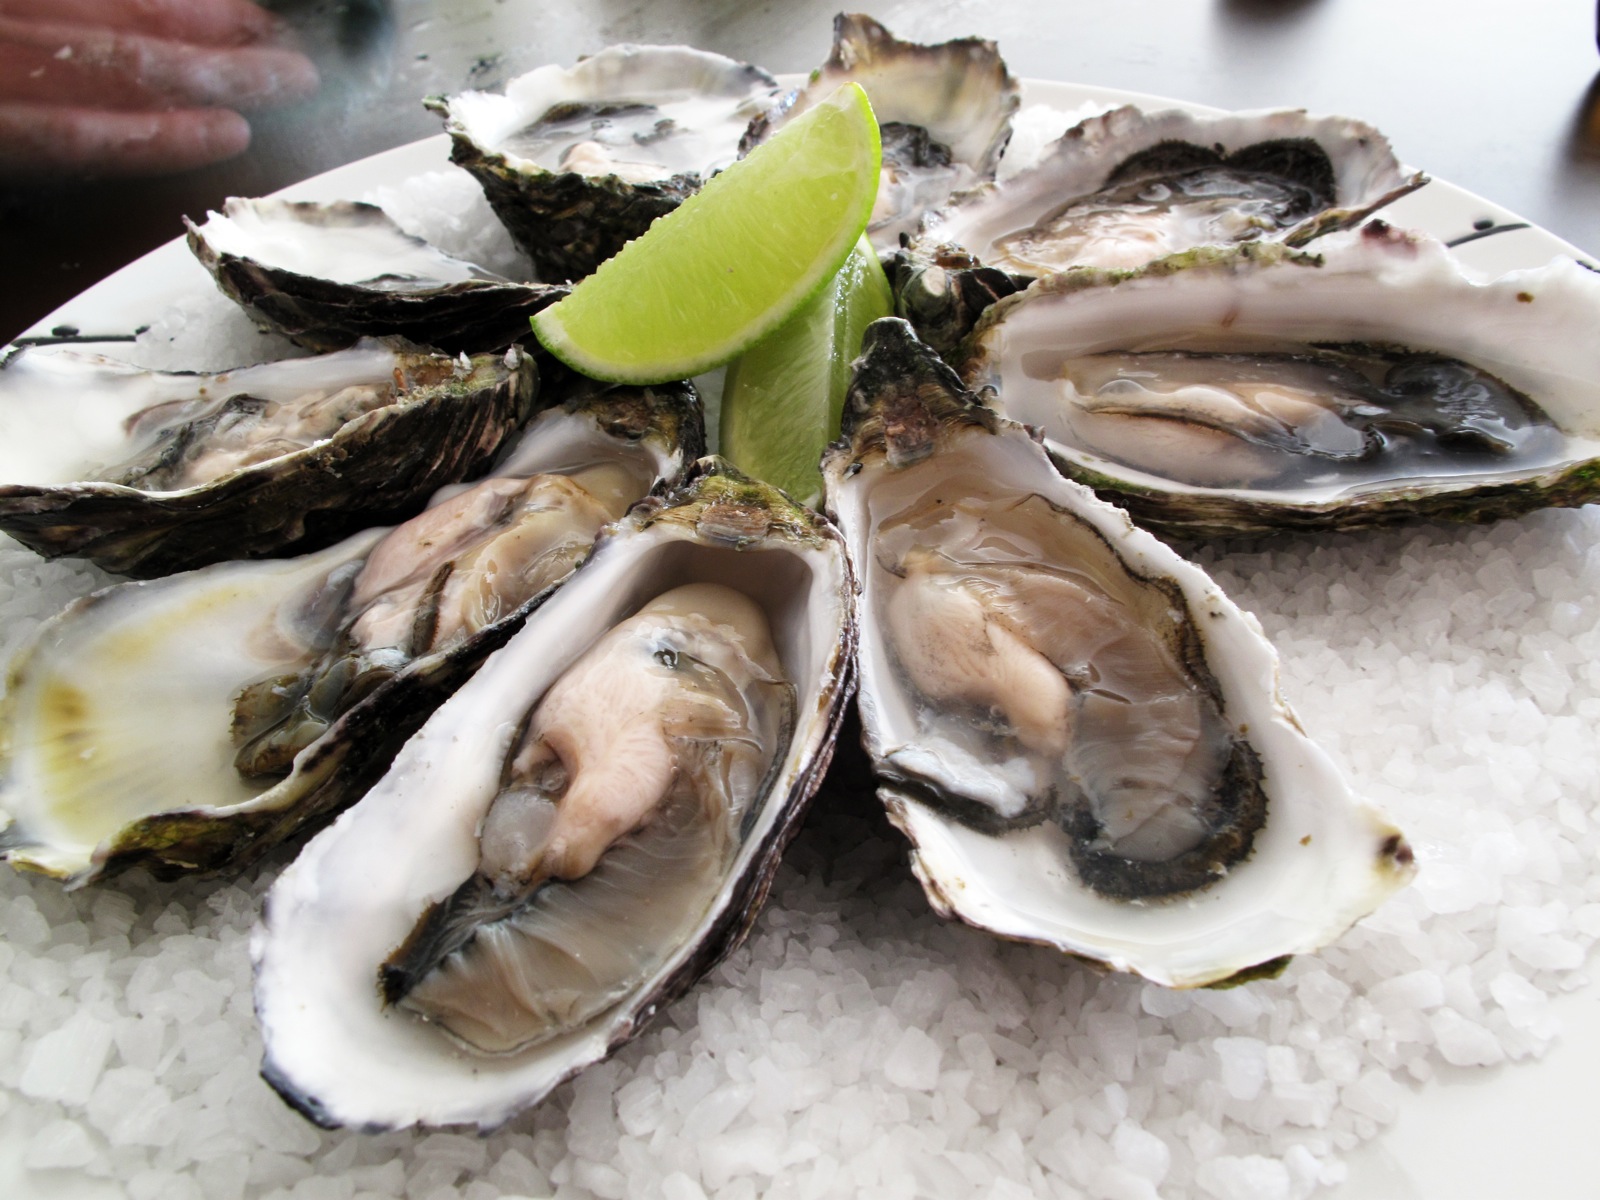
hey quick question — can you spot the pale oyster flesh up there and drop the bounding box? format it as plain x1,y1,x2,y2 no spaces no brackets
980,135,1340,274
1042,346,1564,491
381,582,794,1054
101,377,395,491
230,461,643,777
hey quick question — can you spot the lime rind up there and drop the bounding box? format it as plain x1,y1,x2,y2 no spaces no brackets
720,237,892,504
530,82,882,385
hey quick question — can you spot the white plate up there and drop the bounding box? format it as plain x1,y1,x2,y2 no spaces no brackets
9,80,1600,1200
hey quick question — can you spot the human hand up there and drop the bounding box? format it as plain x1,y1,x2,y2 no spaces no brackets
0,0,319,178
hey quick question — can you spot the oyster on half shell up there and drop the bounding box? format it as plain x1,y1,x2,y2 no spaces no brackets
824,320,1413,985
0,383,701,886
956,224,1600,537
253,460,854,1131
896,105,1425,354
186,198,567,353
0,340,535,576
430,45,780,282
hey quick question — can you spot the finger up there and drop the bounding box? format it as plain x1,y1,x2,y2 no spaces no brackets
0,0,288,48
0,102,250,176
0,18,319,110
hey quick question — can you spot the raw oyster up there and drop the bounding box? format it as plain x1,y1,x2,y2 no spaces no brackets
430,46,780,281
0,340,534,576
823,320,1413,983
0,383,700,886
897,105,1425,353
744,13,1019,253
956,224,1600,537
253,459,855,1130
186,198,566,353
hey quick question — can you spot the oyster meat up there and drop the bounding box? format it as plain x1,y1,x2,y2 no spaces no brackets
0,340,535,576
0,383,700,885
824,320,1413,983
380,581,793,1054
253,460,855,1130
956,225,1600,536
187,198,566,353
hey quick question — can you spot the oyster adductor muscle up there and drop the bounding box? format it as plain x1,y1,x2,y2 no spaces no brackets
0,340,536,576
253,459,855,1131
825,320,1413,984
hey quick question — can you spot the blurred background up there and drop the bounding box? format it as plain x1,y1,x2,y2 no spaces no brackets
3,0,1599,342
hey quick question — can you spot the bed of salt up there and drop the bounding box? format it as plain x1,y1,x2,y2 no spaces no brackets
2,150,1598,1200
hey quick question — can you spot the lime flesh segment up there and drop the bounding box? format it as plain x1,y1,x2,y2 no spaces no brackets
530,83,882,385
719,237,892,505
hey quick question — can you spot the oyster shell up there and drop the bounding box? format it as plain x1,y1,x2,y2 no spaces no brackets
186,199,567,353
252,459,855,1130
0,340,535,576
430,46,780,281
956,224,1600,537
0,383,701,886
823,320,1413,983
744,14,1019,253
897,105,1425,354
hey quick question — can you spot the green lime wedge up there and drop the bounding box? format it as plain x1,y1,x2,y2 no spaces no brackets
719,236,892,504
530,83,882,385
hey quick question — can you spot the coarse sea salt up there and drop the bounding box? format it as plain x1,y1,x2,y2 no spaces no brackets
3,154,1600,1200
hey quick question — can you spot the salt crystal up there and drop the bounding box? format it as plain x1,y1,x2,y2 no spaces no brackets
1430,1008,1507,1066
24,1117,100,1169
480,1148,544,1196
1366,970,1446,1015
572,1159,628,1200
1090,1164,1162,1200
1214,1038,1268,1101
1086,1012,1138,1082
1195,1154,1291,1200
700,1124,784,1192
1340,1068,1404,1124
1489,971,1558,1035
883,1026,943,1091
19,1010,115,1104
661,1171,710,1200
683,1081,754,1139
1110,1120,1170,1183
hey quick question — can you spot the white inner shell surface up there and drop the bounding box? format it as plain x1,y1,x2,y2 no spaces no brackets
0,532,384,879
972,230,1600,504
445,45,776,182
191,199,507,287
0,342,402,488
252,518,849,1131
832,426,1409,987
